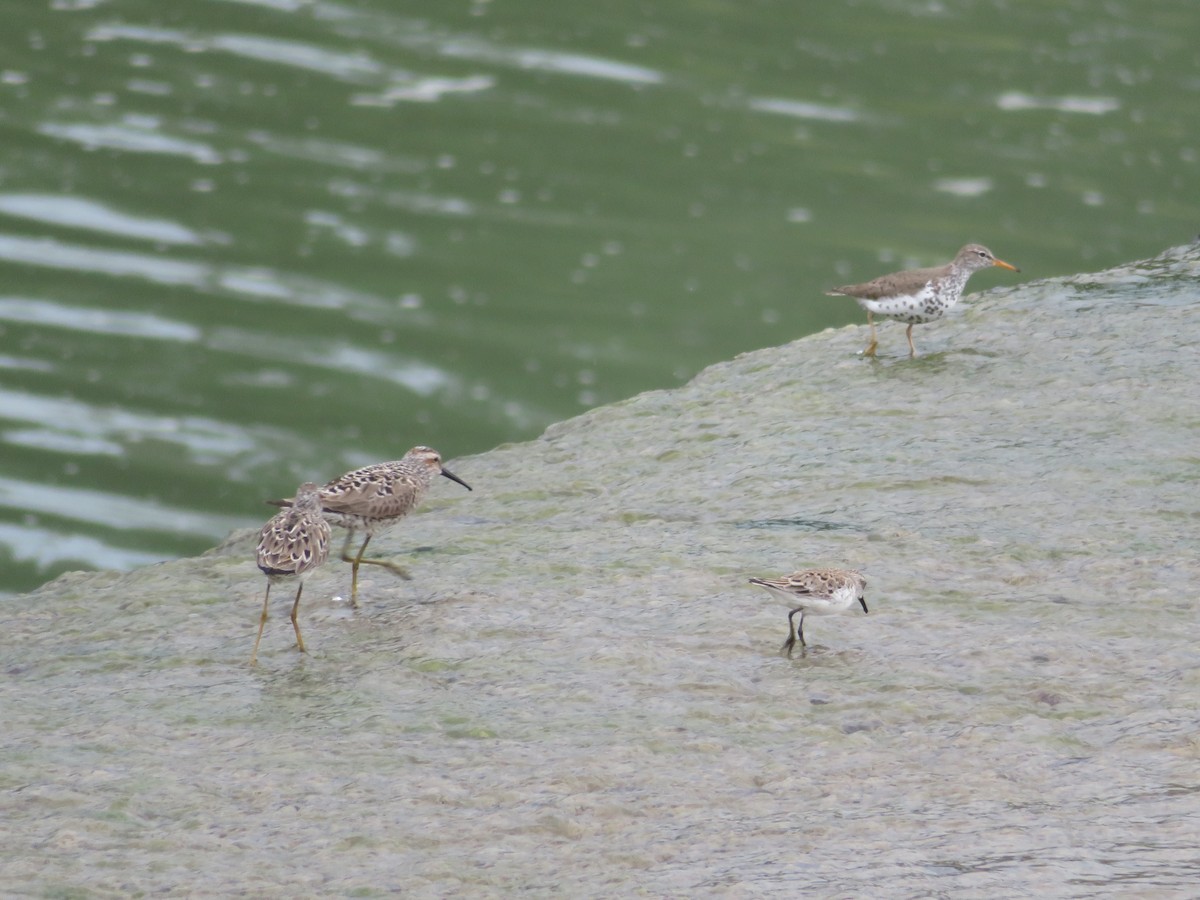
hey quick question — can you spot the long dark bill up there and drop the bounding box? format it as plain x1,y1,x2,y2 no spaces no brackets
441,468,473,491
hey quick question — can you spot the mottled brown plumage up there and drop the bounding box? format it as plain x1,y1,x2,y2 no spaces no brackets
827,244,1019,357
252,482,330,664
749,568,868,657
271,446,472,606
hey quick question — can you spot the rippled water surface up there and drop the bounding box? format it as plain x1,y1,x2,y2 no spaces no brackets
1,0,1198,592
4,244,1198,895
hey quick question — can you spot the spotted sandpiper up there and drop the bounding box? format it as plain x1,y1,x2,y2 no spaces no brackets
826,244,1019,357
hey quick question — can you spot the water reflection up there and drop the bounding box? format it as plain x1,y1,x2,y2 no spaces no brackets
0,194,206,244
995,92,1121,115
89,24,387,82
0,1,1197,594
0,521,164,570
38,120,223,164
0,475,244,536
0,388,260,459
0,297,200,341
0,234,209,286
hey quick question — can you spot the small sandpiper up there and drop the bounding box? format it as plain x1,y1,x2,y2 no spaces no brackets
748,568,868,657
271,446,472,606
252,482,331,665
826,244,1019,357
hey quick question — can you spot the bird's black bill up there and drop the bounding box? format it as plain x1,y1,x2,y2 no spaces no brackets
441,467,473,491
859,598,869,614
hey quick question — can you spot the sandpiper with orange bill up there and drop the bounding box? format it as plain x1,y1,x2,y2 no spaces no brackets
827,244,1019,357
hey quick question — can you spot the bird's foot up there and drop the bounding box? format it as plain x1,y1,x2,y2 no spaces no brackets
361,558,413,580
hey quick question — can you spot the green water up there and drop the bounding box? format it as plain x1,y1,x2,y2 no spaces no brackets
6,244,1198,895
1,0,1197,593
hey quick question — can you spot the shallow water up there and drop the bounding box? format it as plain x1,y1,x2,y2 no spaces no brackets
4,245,1199,895
2,0,1199,592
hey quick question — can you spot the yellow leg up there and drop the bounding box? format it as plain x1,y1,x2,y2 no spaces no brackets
339,530,360,569
863,312,878,358
344,534,371,608
338,531,367,608
355,555,411,576
289,583,306,653
251,582,271,666
906,324,916,358
339,531,412,608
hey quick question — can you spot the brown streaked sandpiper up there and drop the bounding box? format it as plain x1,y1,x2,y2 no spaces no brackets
271,447,472,607
252,481,331,665
749,568,868,657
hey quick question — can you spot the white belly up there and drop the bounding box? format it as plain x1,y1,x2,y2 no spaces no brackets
855,282,951,324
